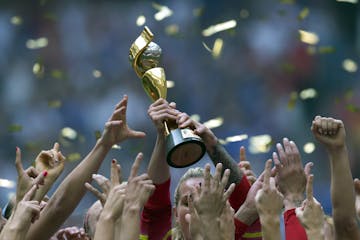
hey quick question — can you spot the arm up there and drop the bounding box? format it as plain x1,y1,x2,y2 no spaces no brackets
26,95,146,240
311,116,360,239
120,153,155,240
177,113,243,185
354,178,360,219
295,175,325,240
273,138,311,240
0,173,45,240
255,159,283,240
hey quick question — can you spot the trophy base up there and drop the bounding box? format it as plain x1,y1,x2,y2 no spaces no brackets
166,128,206,168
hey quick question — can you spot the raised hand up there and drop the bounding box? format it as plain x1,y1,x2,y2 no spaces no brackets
123,153,155,211
85,159,122,207
99,95,146,148
34,142,65,201
311,116,346,150
147,98,179,134
0,172,46,240
295,174,325,240
15,147,48,204
239,146,256,185
273,138,312,210
191,163,235,219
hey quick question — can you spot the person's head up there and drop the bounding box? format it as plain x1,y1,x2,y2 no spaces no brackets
173,167,204,240
83,200,103,239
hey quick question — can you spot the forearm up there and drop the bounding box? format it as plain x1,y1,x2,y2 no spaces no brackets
207,141,243,185
27,140,111,240
328,146,356,217
147,134,170,184
258,214,281,240
94,213,115,240
120,207,141,240
0,222,28,240
234,204,258,226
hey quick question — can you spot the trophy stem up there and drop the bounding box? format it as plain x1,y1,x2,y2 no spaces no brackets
163,121,170,136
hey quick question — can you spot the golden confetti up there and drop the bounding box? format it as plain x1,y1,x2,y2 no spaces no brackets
67,153,81,162
346,104,360,112
193,7,203,17
112,144,122,149
299,88,317,100
0,179,15,188
336,0,358,3
212,38,223,59
51,69,64,79
61,127,77,140
152,3,173,21
190,114,201,122
8,124,22,132
202,20,237,37
166,80,175,88
225,134,248,143
298,30,319,45
203,117,223,129
94,130,102,140
10,16,22,25
240,9,250,19
136,15,146,26
303,142,315,154
249,135,272,154
318,46,335,54
202,42,213,53
165,24,179,36
33,62,45,77
342,59,357,73
288,91,298,109
298,7,309,21
218,139,227,145
93,69,102,78
48,100,62,108
26,37,48,49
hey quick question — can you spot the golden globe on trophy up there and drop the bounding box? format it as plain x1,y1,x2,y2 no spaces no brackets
129,26,206,168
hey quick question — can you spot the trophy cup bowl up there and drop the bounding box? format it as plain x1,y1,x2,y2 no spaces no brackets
129,26,206,168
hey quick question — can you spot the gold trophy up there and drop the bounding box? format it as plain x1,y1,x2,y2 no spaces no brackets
129,26,206,168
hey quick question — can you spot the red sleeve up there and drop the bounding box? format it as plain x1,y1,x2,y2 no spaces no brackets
229,175,251,211
140,178,172,240
234,218,249,240
284,209,308,240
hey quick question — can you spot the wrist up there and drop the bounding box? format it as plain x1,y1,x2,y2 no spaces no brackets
283,194,304,211
95,138,113,152
305,228,325,240
235,204,258,225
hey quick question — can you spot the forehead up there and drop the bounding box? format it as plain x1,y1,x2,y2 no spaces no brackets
179,177,204,195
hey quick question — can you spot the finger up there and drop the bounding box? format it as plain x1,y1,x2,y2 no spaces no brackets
23,184,39,201
203,164,211,192
304,162,313,177
25,166,40,178
220,169,230,190
85,183,106,203
306,174,314,202
239,146,247,163
15,147,24,175
92,174,111,193
213,163,223,186
128,129,147,139
321,118,327,135
223,183,236,200
263,159,272,191
129,152,143,180
111,159,120,186
117,164,122,183
282,138,292,163
289,141,301,165
53,142,60,152
276,142,288,166
33,170,48,186
272,152,281,171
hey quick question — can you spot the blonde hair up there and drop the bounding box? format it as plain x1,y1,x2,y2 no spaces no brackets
172,167,204,240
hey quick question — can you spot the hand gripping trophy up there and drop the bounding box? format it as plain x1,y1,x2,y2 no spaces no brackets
129,26,206,168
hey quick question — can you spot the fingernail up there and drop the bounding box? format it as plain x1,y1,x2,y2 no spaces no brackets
43,171,48,177
16,146,19,152
112,159,116,164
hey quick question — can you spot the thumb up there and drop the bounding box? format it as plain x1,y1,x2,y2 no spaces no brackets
185,213,191,224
